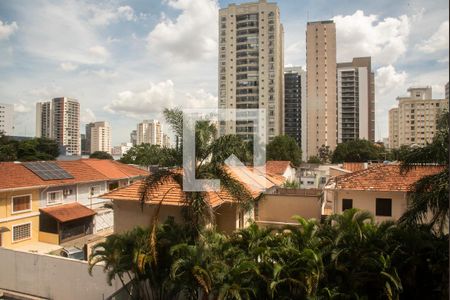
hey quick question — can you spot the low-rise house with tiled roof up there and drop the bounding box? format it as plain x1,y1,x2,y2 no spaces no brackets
100,166,286,234
323,164,444,222
265,161,298,183
0,159,148,249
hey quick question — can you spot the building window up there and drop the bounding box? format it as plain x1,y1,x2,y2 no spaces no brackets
342,199,353,211
90,185,101,197
47,191,63,205
12,195,32,213
376,198,392,216
12,223,31,242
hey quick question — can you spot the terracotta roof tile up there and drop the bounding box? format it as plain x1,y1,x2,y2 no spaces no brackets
265,161,293,176
335,164,444,192
0,160,148,190
40,203,96,223
100,167,286,207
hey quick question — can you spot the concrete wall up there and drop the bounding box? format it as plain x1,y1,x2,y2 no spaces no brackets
0,247,121,300
335,190,407,222
114,200,184,234
257,194,322,226
215,203,238,234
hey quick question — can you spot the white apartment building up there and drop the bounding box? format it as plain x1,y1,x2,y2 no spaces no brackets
162,134,171,148
336,57,375,143
218,0,285,142
112,142,133,157
137,120,162,146
90,121,112,154
389,87,449,148
36,97,81,155
0,103,14,136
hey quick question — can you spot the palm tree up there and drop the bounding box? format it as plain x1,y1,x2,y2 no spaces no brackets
140,108,255,235
399,111,449,232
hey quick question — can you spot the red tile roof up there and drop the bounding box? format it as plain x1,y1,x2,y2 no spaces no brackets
40,203,96,223
0,159,148,190
265,161,293,176
335,164,444,192
100,167,286,207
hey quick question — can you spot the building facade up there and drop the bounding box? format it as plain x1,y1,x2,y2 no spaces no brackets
0,103,13,136
218,0,285,142
388,87,449,148
111,143,133,157
284,67,306,158
90,122,111,154
336,57,375,143
137,120,162,146
306,20,337,159
36,97,81,155
130,130,137,146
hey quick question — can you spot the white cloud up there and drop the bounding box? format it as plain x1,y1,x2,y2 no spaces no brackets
147,0,219,62
88,5,137,26
185,89,217,108
333,10,410,65
91,69,119,79
375,65,408,96
60,62,78,71
0,19,18,40
417,21,449,53
28,84,63,98
88,46,110,63
105,80,176,117
14,101,31,113
81,108,97,123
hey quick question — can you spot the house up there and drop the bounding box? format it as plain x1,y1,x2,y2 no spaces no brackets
323,164,444,222
265,161,298,183
100,167,286,234
0,160,148,249
299,164,351,189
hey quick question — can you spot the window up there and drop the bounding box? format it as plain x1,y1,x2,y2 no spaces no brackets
376,198,392,216
12,223,31,242
12,195,32,213
342,199,353,211
90,185,101,197
47,191,63,205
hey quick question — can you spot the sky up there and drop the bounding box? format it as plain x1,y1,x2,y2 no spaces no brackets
0,0,448,145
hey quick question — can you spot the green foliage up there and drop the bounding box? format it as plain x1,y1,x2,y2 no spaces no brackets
89,151,113,160
0,135,59,162
267,135,302,166
318,144,332,163
399,111,449,233
331,139,384,163
282,180,300,189
120,144,181,167
90,211,448,299
307,156,322,164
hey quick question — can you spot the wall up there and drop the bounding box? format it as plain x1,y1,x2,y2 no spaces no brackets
40,184,77,207
114,200,184,234
257,193,321,226
0,247,121,300
215,203,238,234
335,190,407,222
0,189,41,248
77,181,108,207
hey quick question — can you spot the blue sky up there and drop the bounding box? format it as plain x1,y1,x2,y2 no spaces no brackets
0,0,448,145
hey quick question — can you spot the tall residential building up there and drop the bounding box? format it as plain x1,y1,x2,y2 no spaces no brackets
85,122,95,154
36,97,80,155
306,20,337,159
284,67,307,160
388,87,449,148
137,120,162,146
336,57,375,143
162,134,171,148
218,0,285,142
90,121,112,154
0,103,14,136
130,130,137,146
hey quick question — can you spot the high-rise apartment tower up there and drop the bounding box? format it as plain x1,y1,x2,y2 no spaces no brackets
0,103,14,136
90,121,112,154
306,20,337,159
218,0,284,142
36,97,80,155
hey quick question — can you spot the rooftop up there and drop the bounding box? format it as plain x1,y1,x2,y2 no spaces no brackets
265,161,294,176
333,164,444,192
0,159,148,190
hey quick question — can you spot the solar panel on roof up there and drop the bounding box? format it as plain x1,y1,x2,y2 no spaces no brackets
23,161,74,181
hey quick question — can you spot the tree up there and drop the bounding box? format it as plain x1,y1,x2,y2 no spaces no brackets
266,135,302,166
307,156,322,164
318,145,332,163
90,151,113,160
399,111,449,233
120,144,181,167
331,139,383,163
0,137,59,162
